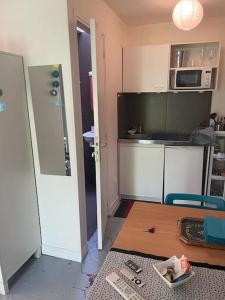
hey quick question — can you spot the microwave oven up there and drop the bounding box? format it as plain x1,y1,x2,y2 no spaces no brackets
171,68,213,90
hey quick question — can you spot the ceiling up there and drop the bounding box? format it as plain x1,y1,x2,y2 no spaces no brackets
104,0,225,26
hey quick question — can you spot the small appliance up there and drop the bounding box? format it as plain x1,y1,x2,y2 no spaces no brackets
171,67,212,90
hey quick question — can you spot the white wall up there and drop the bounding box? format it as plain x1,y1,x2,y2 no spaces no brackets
73,0,128,213
0,0,86,262
124,17,225,115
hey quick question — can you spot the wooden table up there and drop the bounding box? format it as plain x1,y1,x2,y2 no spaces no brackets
114,202,225,267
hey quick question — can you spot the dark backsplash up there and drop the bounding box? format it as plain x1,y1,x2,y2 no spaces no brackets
118,92,212,137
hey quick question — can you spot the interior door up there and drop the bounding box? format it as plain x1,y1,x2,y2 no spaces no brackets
90,19,108,249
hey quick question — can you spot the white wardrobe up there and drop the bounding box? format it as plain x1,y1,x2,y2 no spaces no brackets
0,52,41,295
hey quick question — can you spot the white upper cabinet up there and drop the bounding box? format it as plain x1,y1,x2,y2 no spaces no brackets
123,44,170,93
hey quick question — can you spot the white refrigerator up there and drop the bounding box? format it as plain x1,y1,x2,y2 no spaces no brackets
164,146,204,201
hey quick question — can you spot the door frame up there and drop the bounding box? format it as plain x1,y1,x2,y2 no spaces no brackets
75,18,92,256
76,19,98,242
75,18,103,253
89,18,109,249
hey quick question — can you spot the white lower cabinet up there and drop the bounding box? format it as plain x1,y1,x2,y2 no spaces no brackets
119,143,164,202
119,143,204,203
164,146,204,201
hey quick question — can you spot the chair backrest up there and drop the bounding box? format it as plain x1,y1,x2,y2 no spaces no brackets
165,193,225,211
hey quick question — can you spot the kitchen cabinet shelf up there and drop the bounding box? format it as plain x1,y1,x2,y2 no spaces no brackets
170,66,218,70
211,175,225,181
168,89,214,93
207,132,225,199
169,42,220,91
213,154,225,160
170,42,220,69
214,131,225,136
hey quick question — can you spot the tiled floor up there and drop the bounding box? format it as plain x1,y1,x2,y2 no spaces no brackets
0,217,124,300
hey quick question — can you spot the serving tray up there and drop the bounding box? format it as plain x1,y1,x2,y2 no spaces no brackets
178,217,225,250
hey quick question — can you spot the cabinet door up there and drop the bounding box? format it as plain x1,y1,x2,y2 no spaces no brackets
164,147,204,202
0,53,41,284
119,144,164,202
123,44,170,92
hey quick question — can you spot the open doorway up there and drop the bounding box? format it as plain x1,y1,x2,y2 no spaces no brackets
76,22,97,241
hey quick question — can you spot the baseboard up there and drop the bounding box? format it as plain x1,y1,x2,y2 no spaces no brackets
42,244,82,262
121,194,162,203
0,280,8,295
109,196,120,216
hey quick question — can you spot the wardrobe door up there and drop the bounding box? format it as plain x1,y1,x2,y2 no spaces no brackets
0,53,41,286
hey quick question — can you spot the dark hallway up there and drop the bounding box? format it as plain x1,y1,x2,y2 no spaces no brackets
77,23,97,240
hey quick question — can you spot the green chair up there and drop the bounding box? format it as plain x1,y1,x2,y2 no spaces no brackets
165,193,225,211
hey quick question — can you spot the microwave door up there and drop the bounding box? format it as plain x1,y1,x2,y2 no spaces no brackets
176,70,202,89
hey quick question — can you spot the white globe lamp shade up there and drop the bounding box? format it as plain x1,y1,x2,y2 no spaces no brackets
172,0,204,30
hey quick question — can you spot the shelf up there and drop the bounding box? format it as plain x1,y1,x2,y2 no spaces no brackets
214,131,225,136
209,194,223,198
170,42,220,71
171,41,220,47
168,89,214,93
170,66,218,70
213,154,225,160
211,175,225,181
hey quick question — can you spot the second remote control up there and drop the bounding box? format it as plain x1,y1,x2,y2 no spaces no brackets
120,268,145,288
125,260,142,273
106,272,144,300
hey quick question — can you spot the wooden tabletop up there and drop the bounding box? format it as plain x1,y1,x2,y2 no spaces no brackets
114,202,225,267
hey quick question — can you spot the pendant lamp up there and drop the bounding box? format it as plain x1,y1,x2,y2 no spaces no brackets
172,0,204,30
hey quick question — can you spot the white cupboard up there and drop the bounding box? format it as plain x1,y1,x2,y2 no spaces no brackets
119,143,204,204
164,146,204,200
0,53,41,295
119,143,164,202
123,44,170,93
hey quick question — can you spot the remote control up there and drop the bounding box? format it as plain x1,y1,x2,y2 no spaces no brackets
106,272,144,300
120,268,145,288
125,260,143,274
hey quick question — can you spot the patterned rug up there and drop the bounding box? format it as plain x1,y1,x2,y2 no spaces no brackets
86,248,225,300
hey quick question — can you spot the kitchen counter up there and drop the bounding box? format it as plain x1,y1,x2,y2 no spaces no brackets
119,138,203,147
